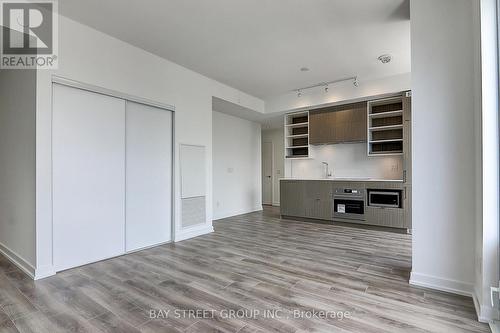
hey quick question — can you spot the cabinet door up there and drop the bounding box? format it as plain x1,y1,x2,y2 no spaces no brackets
280,181,306,217
309,111,331,144
305,181,333,220
345,103,367,142
365,206,405,228
309,102,367,144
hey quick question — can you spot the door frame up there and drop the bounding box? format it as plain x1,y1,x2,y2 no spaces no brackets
50,75,176,271
262,141,274,205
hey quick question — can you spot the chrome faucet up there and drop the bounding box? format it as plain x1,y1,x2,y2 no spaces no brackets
322,162,332,178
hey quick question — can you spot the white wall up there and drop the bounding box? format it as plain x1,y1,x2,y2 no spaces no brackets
410,0,478,295
264,73,411,114
262,128,285,205
34,15,264,278
287,144,403,180
475,0,500,323
0,69,37,276
212,112,262,219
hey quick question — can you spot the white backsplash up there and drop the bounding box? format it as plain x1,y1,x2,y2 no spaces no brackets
287,143,403,180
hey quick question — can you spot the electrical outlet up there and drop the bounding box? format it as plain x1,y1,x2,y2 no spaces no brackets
277,169,281,175
391,164,399,172
216,201,220,207
227,167,234,174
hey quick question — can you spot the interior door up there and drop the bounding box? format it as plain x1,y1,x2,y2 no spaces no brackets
262,142,273,205
53,84,126,271
125,101,173,252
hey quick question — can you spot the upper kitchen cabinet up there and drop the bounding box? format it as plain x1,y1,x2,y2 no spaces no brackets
309,102,367,145
367,96,405,156
285,111,310,158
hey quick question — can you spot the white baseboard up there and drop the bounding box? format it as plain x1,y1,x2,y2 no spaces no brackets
175,223,214,242
409,271,473,297
34,265,56,280
272,202,280,207
0,241,36,279
213,205,263,221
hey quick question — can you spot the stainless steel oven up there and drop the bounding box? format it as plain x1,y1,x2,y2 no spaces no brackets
367,190,401,208
333,187,365,221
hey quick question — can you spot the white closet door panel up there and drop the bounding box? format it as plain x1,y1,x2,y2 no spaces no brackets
53,84,126,271
126,101,172,251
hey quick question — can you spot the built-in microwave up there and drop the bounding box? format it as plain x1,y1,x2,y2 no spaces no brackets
367,189,402,208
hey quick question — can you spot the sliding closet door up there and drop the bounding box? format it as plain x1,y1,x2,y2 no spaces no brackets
125,101,172,251
52,84,126,271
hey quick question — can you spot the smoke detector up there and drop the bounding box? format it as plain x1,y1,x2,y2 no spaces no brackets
378,54,392,64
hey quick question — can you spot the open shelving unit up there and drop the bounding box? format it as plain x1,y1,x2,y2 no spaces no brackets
367,97,404,156
284,111,309,158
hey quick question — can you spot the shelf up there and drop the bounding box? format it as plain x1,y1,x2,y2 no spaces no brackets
286,155,310,159
369,110,403,119
286,145,309,149
369,139,403,144
367,97,405,157
369,124,403,131
369,151,403,156
286,134,309,139
287,111,309,117
285,111,310,159
285,122,309,128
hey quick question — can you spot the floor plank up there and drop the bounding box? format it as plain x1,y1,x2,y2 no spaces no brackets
0,206,490,333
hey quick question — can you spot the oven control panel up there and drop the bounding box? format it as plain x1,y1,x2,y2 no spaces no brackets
334,188,365,197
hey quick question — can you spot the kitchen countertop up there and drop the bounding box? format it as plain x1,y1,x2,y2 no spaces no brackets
280,178,404,183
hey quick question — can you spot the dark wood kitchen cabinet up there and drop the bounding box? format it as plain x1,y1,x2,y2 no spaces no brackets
309,102,367,144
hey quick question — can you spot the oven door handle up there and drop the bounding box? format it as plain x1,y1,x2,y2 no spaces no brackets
334,196,365,200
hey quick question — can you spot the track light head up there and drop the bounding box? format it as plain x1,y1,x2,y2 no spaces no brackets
297,90,302,97
324,85,329,93
353,77,359,87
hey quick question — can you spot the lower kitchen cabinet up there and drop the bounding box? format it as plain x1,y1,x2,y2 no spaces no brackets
365,206,405,228
280,180,333,220
281,180,410,230
305,181,333,220
280,180,306,217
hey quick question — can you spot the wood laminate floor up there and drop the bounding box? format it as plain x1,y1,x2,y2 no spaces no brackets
0,206,489,332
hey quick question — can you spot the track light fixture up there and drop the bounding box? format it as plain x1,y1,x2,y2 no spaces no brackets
294,76,358,98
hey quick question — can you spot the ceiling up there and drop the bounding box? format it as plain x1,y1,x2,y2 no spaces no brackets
212,97,285,129
59,0,410,99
